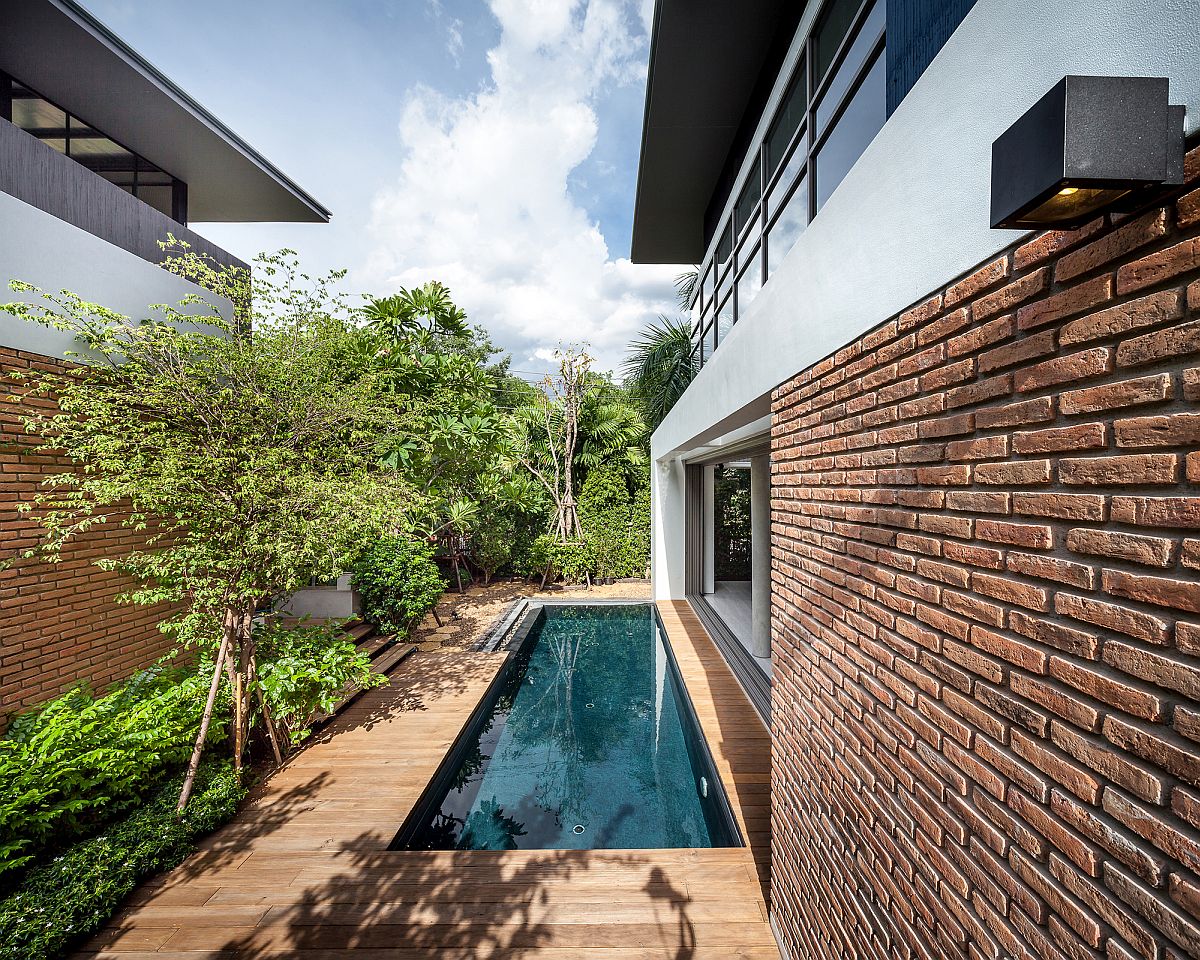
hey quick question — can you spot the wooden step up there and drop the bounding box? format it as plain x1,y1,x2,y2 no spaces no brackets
313,642,416,725
369,642,416,677
346,619,374,642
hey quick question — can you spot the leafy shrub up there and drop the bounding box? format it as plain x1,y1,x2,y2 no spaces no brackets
471,512,516,584
507,504,552,578
0,758,244,960
626,472,651,578
0,666,212,878
579,463,633,580
351,537,447,635
255,619,385,745
526,534,592,584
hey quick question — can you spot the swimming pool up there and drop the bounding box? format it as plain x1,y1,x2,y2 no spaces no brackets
392,602,742,850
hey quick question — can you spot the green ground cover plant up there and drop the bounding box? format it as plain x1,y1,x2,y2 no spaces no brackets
0,758,244,960
0,666,211,878
255,618,384,745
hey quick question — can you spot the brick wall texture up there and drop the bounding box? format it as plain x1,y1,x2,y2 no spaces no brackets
1,346,176,728
770,148,1200,960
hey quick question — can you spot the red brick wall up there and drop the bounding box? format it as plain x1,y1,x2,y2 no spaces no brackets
1,346,177,728
770,154,1200,959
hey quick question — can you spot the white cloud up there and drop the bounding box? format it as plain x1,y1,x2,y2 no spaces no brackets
361,0,680,375
425,0,465,66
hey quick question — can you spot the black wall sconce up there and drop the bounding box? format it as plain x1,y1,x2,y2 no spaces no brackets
991,76,1185,229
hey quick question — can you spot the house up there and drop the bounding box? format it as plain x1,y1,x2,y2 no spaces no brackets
0,0,328,723
633,0,1200,957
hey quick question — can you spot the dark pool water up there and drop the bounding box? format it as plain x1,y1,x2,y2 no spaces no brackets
396,603,739,850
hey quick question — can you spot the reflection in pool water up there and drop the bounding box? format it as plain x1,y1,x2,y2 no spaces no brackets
398,604,739,850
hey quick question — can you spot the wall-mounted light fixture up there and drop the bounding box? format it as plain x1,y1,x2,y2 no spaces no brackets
991,76,1185,229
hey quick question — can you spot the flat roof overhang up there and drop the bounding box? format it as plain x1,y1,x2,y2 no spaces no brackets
630,0,791,264
0,0,330,224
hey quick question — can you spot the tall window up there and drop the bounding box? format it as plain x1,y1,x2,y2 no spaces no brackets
1,73,187,223
689,0,886,371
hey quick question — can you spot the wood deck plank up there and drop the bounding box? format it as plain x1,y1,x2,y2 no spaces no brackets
76,599,775,957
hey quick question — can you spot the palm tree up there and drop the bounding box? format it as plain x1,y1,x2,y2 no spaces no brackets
622,315,697,431
674,268,699,312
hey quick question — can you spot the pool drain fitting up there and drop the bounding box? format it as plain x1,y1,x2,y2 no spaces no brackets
573,824,586,835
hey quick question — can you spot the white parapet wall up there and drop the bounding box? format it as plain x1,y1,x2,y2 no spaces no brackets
0,190,233,358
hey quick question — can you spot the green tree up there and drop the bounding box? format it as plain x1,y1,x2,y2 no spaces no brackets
511,349,645,542
2,249,415,808
358,286,514,585
577,462,632,580
622,315,697,431
361,280,469,341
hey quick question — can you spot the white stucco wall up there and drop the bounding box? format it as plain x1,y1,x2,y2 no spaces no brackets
650,0,1200,599
0,191,233,359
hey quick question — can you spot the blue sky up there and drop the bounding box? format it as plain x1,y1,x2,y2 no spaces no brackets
83,0,680,372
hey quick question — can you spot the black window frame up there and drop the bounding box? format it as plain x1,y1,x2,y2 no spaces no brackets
688,0,887,372
1,72,189,224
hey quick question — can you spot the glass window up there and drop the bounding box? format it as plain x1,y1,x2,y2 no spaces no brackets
814,0,861,85
138,185,173,217
98,170,136,188
69,135,132,161
815,49,886,212
767,175,809,277
7,76,188,224
699,321,713,365
814,0,884,136
136,171,174,186
737,245,763,317
715,222,734,278
766,137,804,218
735,153,761,237
716,292,735,345
766,66,807,181
11,87,65,132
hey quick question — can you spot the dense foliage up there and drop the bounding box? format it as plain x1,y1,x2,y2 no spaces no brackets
714,466,752,580
254,619,384,746
351,537,448,636
506,349,650,582
578,463,648,580
0,759,244,960
0,667,211,878
2,249,418,801
467,476,546,585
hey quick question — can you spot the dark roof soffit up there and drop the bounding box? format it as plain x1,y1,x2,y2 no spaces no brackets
631,0,790,264
0,0,331,223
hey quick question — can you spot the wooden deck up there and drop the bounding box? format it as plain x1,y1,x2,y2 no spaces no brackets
78,599,776,959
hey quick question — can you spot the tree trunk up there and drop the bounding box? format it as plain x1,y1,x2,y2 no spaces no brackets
257,687,285,766
177,609,235,813
233,608,255,778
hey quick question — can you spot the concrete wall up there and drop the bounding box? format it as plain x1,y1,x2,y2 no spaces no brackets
0,190,233,359
651,0,1200,599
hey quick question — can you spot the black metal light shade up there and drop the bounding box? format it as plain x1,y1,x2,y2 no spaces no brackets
991,76,1185,230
